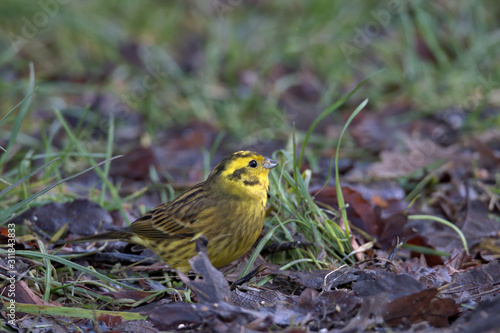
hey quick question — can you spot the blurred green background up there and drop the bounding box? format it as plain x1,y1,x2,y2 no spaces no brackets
1,0,499,164
1,0,500,279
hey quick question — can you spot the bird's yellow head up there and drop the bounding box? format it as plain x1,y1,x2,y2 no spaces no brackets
207,151,278,199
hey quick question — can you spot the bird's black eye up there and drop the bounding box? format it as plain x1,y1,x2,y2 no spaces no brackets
249,160,257,168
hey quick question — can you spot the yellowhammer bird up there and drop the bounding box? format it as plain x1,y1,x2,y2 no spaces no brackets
70,151,278,272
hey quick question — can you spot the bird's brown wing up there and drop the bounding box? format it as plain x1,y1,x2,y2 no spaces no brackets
129,183,210,241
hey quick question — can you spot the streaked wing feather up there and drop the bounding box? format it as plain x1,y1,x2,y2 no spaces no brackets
129,184,208,241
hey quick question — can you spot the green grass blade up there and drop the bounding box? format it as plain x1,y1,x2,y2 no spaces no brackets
54,109,129,224
0,156,122,224
100,114,115,206
37,240,53,302
292,122,299,187
0,63,35,167
240,223,282,278
297,71,381,169
0,302,147,321
404,161,446,203
0,89,37,127
408,214,469,253
279,258,317,270
401,243,450,257
334,99,368,238
0,249,142,291
412,4,450,68
0,159,59,199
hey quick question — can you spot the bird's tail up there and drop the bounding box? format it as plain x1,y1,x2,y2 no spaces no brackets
67,229,133,243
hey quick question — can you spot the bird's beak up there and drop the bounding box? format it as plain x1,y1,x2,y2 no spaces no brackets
263,158,279,169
